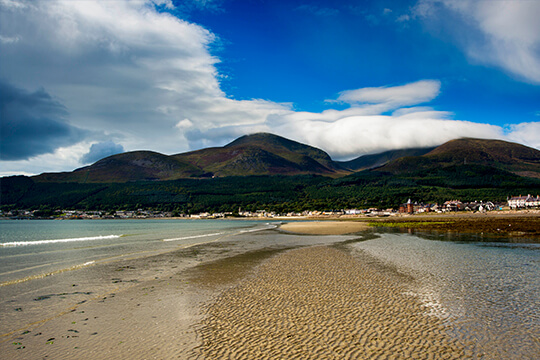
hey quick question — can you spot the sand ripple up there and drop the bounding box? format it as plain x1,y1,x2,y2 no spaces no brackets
197,246,468,359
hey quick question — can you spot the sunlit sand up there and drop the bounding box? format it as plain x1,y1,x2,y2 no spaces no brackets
279,221,369,235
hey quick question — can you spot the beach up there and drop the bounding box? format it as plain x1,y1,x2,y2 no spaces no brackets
196,245,466,359
0,221,358,359
1,218,538,359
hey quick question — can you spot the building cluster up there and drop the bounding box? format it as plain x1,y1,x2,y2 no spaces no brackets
2,195,538,220
397,199,500,214
507,194,540,209
1,209,173,220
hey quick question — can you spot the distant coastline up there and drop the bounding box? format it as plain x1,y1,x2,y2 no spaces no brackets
3,211,538,240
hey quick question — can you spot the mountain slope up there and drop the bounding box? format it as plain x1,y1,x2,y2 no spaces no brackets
174,133,347,177
6,136,540,211
35,151,205,183
225,133,339,170
337,147,435,171
378,138,540,178
34,133,349,183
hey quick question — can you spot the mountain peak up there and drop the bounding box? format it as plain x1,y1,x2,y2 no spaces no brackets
426,138,540,164
379,137,540,178
176,132,345,177
226,133,305,149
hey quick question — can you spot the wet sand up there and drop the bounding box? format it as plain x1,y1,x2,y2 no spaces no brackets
0,228,353,359
279,221,369,235
196,246,468,359
371,213,540,239
2,221,479,359
0,247,209,359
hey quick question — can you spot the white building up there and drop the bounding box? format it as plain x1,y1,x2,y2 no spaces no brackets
508,194,540,208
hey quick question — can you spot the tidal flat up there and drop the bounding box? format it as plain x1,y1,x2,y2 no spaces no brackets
1,218,538,359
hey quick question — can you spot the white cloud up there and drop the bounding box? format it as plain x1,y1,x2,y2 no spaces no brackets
272,108,506,160
505,122,540,150
0,35,19,44
413,0,540,84
175,119,194,130
335,80,441,112
0,142,94,177
0,0,288,161
0,0,27,9
81,141,125,164
265,81,537,159
396,14,410,22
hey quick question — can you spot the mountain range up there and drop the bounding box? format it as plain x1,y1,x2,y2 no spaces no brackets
3,133,540,212
33,133,540,183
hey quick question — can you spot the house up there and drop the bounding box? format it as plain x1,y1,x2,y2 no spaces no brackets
416,204,436,213
399,199,414,214
443,200,464,212
508,194,540,208
465,201,496,212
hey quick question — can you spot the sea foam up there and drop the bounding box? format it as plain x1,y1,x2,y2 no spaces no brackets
162,232,224,242
0,235,122,247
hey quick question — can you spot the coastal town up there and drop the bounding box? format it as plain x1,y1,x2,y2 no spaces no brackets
2,195,539,220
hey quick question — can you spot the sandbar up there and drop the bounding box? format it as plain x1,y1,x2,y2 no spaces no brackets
279,221,369,235
197,246,468,359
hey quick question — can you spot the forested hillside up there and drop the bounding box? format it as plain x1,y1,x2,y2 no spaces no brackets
3,168,539,214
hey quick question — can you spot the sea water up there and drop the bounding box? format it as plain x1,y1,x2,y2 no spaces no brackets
0,219,341,339
0,219,274,285
353,229,540,359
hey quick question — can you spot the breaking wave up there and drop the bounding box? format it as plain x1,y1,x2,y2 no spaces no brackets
0,235,122,247
162,232,224,242
239,224,278,233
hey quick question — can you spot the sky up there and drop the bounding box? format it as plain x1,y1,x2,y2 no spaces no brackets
1,0,539,176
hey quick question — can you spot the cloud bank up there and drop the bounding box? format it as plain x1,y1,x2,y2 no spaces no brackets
81,141,125,164
270,83,505,159
0,81,88,160
0,0,538,175
413,0,540,84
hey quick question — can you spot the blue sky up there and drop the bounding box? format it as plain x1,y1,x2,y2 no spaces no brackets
1,0,539,176
184,0,540,122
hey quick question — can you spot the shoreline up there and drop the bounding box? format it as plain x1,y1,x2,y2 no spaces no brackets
3,208,539,222
277,213,540,240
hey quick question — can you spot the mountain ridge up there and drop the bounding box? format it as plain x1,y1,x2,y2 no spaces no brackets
29,133,540,183
171,133,346,177
378,138,540,178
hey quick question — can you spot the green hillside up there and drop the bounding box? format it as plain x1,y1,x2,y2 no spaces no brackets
34,133,350,183
337,147,435,171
